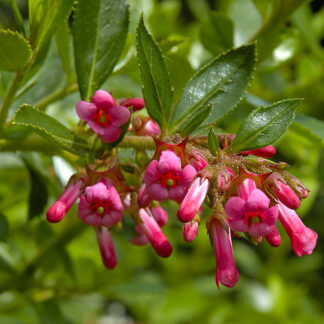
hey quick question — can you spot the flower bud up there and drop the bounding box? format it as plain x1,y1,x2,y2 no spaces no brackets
137,184,152,208
95,226,117,269
265,226,281,247
189,151,208,171
241,145,276,158
288,175,309,199
183,221,199,242
47,176,84,223
151,205,168,227
119,97,145,111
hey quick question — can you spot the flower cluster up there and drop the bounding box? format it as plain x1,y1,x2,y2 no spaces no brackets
47,89,317,288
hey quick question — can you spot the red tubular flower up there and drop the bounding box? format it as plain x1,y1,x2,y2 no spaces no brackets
241,145,276,158
278,202,317,256
189,151,208,171
209,218,239,288
225,178,278,236
118,97,145,111
265,226,281,247
137,184,152,208
151,205,168,227
76,90,130,143
183,221,199,242
47,177,84,223
78,179,124,227
95,226,117,269
138,208,172,258
265,173,300,210
177,177,209,223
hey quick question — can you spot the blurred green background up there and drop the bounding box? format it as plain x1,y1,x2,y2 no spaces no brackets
0,0,324,323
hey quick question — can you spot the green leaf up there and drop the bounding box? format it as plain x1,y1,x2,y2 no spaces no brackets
136,14,173,131
72,0,129,100
180,104,212,137
200,12,234,55
229,99,301,152
292,114,324,146
12,104,89,156
0,30,31,71
55,20,72,81
22,154,48,220
170,44,256,133
28,0,75,52
208,127,221,156
9,0,26,36
0,212,9,242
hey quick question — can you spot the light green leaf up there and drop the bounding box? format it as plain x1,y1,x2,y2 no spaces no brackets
12,104,89,156
136,14,173,131
200,12,234,55
28,0,74,51
170,44,256,133
0,30,31,71
292,114,324,146
229,99,301,152
72,0,129,100
208,127,221,156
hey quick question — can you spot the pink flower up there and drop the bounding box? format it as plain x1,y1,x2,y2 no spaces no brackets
225,178,278,236
241,145,276,158
143,150,196,203
95,226,117,269
177,177,209,223
183,221,199,242
216,168,232,192
137,208,172,257
78,179,123,227
47,177,84,223
130,225,149,246
209,218,239,288
76,90,130,143
265,226,281,247
278,202,317,256
151,206,168,227
189,151,208,171
118,97,145,111
136,119,161,136
265,173,300,210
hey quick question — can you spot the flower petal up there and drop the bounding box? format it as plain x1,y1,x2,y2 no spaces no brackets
102,210,123,227
168,185,187,202
92,90,115,110
179,164,197,187
85,182,109,203
106,186,124,212
158,150,181,173
146,183,168,201
76,101,97,121
246,189,270,211
144,160,160,184
98,125,121,143
109,105,130,127
225,197,246,220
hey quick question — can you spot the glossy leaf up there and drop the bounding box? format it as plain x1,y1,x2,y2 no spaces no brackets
0,30,31,71
208,127,221,156
170,44,256,133
28,0,74,51
55,20,72,81
180,104,212,136
12,105,89,156
136,14,173,130
229,99,301,152
200,12,234,55
72,0,129,100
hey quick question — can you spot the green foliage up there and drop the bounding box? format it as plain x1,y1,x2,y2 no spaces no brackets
169,44,256,133
229,99,301,152
12,105,89,156
72,0,129,100
0,30,31,71
208,127,221,156
136,14,173,132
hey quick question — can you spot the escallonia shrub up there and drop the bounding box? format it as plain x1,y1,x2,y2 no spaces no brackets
46,88,317,288
4,4,316,290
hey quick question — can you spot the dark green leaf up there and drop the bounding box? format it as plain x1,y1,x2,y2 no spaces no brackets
55,20,72,81
9,0,26,36
200,12,234,55
0,30,31,71
28,0,74,52
0,212,9,242
170,44,256,133
136,14,173,131
229,99,301,152
12,104,89,156
208,127,221,156
22,155,48,219
73,0,129,100
180,105,212,136
292,114,324,146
